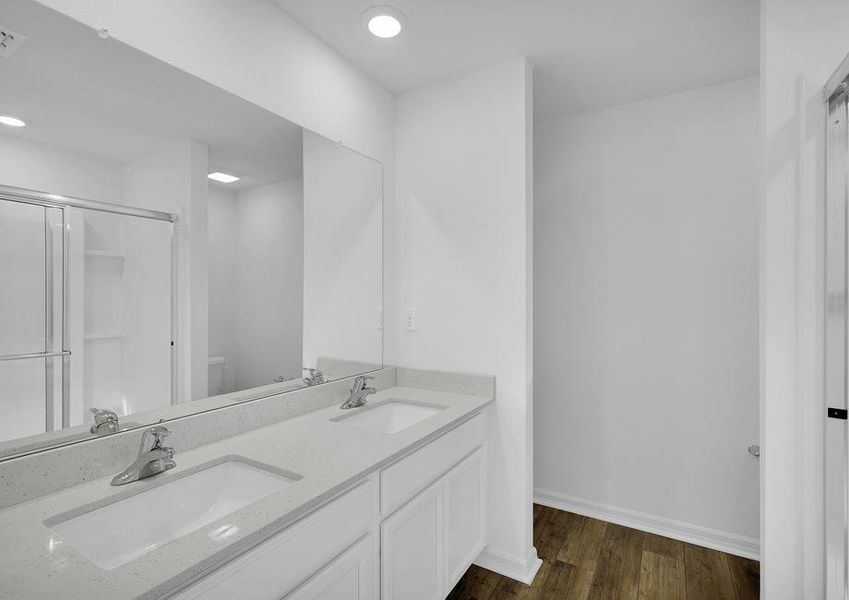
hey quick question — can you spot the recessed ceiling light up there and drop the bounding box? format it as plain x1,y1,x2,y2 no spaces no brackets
0,115,26,127
363,6,404,39
207,171,240,184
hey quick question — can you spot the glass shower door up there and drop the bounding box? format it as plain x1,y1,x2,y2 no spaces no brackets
73,209,174,424
0,199,65,443
0,193,175,447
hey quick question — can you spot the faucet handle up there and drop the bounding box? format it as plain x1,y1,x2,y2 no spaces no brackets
90,407,118,422
139,425,170,453
303,368,325,386
89,408,119,435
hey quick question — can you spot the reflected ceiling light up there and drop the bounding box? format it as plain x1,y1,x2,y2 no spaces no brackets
363,6,404,38
207,171,240,184
0,115,26,127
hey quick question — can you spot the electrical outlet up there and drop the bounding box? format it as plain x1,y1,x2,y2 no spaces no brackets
377,307,383,330
405,307,416,332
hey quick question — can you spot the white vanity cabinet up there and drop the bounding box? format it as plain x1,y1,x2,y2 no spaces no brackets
171,412,486,600
380,447,486,600
379,414,486,600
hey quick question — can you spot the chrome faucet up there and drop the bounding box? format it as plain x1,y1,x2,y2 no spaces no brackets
303,368,325,386
340,375,376,409
90,408,119,436
111,425,176,486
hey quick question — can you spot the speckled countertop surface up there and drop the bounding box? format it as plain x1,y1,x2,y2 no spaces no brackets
0,386,491,600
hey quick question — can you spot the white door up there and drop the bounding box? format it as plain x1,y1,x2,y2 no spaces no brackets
381,480,444,600
444,449,486,590
287,535,376,600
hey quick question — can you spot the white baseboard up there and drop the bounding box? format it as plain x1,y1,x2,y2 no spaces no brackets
474,546,543,585
534,488,760,561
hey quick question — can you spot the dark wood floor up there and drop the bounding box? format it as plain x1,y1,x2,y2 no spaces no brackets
447,504,760,600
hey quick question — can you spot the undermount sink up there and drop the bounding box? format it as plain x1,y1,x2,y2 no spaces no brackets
47,458,300,570
332,400,445,434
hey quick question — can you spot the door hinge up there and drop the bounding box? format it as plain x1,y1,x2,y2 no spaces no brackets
828,407,848,420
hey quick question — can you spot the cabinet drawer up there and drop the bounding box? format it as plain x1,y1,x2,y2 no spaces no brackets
380,414,483,517
172,479,376,600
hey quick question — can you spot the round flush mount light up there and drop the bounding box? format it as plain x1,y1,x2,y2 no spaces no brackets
0,115,26,128
363,6,405,39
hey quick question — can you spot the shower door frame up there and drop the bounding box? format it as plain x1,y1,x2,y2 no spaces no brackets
825,56,849,600
0,184,179,431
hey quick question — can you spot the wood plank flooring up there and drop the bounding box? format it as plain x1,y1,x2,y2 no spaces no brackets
447,505,759,600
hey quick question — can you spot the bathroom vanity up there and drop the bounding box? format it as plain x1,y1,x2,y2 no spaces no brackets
0,368,492,599
174,413,485,600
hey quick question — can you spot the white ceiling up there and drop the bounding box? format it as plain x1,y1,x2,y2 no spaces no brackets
0,1,304,191
272,0,759,121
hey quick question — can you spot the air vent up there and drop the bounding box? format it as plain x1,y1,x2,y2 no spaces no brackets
0,27,26,58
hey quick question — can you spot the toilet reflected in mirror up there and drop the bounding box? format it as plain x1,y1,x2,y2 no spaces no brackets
207,356,227,397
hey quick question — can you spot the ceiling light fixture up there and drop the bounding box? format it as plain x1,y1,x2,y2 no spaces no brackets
363,6,404,39
207,171,240,184
0,115,26,127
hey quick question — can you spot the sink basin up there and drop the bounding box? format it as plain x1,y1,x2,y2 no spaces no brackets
332,400,444,434
47,458,299,570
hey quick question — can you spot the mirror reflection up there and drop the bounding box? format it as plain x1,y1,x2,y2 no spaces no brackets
0,0,382,459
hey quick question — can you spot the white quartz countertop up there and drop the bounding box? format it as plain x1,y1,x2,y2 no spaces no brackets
0,386,491,600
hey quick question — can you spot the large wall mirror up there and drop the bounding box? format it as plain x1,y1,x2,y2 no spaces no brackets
0,1,383,459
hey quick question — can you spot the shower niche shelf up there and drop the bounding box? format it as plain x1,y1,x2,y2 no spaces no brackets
84,331,127,342
84,249,126,260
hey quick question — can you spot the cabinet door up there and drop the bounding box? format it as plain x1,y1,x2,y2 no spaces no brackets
286,535,376,600
444,448,486,590
381,480,444,600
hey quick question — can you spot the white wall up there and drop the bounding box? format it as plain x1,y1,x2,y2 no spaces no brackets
208,180,304,392
235,179,304,389
534,77,759,551
123,139,209,402
34,0,398,365
761,0,849,598
303,132,382,374
207,185,239,392
0,132,123,202
394,58,538,582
